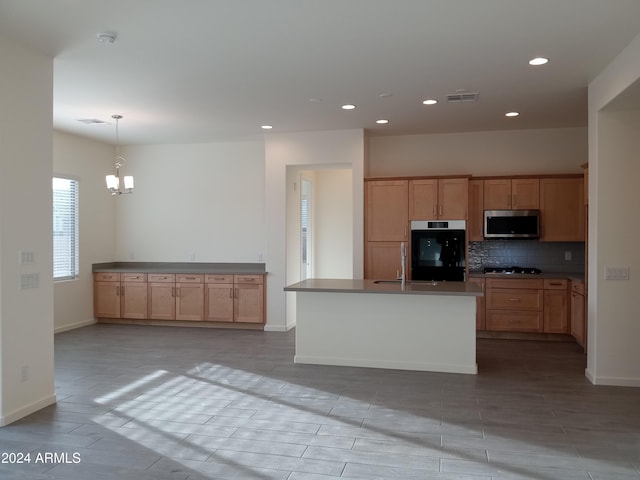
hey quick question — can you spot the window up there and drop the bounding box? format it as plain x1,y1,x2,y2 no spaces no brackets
53,177,79,280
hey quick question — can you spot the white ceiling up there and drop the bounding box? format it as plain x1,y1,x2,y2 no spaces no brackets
1,0,640,145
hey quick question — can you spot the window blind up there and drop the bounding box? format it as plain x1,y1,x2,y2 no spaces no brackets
53,177,79,280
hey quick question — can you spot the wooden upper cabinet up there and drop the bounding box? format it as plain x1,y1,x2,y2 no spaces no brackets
468,180,484,242
409,177,468,220
439,178,468,219
484,178,539,210
540,177,584,241
408,179,437,219
366,180,408,241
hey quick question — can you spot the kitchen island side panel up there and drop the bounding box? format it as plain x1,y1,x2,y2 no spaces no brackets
294,291,477,374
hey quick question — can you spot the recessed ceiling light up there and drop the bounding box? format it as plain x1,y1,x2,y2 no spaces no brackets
378,93,393,98
376,119,389,124
529,57,549,66
261,125,273,130
505,112,520,117
309,98,323,103
422,99,438,105
341,104,356,110
97,31,117,44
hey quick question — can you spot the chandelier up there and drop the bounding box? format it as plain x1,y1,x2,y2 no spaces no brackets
105,114,134,195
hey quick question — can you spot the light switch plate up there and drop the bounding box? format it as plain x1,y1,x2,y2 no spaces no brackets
604,266,630,280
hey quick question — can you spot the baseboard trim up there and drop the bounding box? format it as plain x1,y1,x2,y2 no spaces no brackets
54,318,97,334
264,322,295,332
585,370,640,387
0,394,57,427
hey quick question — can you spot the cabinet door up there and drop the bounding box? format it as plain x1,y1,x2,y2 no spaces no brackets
148,282,176,320
176,283,204,321
234,284,264,323
366,180,408,241
121,282,148,319
205,283,234,322
468,180,484,241
540,178,584,241
409,179,437,220
484,179,512,210
94,281,121,318
439,178,468,219
544,288,569,333
365,242,405,280
511,179,539,209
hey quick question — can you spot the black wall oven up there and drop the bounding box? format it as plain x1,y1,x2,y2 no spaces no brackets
411,220,466,281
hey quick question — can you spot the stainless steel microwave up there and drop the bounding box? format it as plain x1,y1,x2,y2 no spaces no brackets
484,210,540,238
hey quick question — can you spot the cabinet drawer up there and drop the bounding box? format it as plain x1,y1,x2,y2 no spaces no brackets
487,311,543,332
485,278,544,289
205,274,234,284
148,273,175,283
176,274,204,283
94,272,120,282
571,281,585,295
234,274,264,284
486,289,543,310
544,278,568,290
121,273,147,282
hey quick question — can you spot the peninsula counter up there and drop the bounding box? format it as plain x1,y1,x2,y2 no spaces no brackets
284,279,483,374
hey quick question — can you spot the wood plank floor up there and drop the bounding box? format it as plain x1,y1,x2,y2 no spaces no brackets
1,324,638,479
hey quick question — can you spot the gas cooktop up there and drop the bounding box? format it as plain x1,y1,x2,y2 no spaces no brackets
483,266,542,275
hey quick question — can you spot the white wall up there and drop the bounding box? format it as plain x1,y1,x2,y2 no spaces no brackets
587,32,640,386
116,141,265,262
0,38,55,425
53,131,117,332
265,130,365,331
368,127,587,177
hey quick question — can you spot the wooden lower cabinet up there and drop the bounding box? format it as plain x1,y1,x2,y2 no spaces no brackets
93,273,121,319
205,275,234,322
205,274,265,324
486,278,544,333
485,277,572,335
175,275,204,321
147,274,176,320
121,273,148,319
234,275,265,323
96,270,265,326
94,272,148,319
543,279,569,333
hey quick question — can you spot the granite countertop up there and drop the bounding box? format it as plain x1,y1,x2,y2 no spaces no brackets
284,278,483,297
468,271,585,282
93,262,266,275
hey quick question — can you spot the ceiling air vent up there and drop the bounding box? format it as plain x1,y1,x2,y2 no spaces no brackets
446,92,479,103
77,118,109,125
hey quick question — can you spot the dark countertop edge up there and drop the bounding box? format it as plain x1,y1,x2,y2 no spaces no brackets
93,262,266,275
468,271,585,282
285,279,483,297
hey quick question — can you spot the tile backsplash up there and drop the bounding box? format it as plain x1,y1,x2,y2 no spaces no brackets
468,240,585,273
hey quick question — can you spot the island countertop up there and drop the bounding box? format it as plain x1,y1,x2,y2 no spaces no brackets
284,278,483,297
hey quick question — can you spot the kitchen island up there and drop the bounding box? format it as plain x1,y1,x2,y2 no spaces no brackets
284,279,483,374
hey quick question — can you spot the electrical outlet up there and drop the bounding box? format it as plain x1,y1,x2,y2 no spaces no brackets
188,252,196,261
564,251,572,261
21,366,29,382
